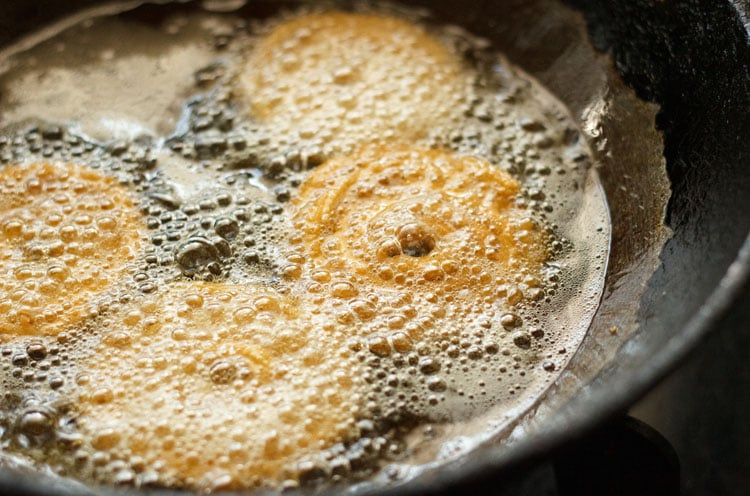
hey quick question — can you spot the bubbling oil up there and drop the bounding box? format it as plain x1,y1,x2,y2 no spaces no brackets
0,162,144,338
0,1,609,492
239,12,473,156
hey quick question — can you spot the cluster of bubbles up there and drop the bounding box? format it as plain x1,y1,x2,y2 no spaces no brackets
0,1,607,492
73,282,367,490
140,171,289,285
0,161,143,337
238,11,473,158
281,146,559,423
288,147,547,291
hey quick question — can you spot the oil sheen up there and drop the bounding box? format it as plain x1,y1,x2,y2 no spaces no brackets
0,1,609,492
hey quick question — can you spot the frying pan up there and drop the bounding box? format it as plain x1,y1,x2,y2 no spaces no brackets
0,0,748,494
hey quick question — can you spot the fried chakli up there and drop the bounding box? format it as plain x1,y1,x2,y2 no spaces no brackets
241,12,470,155
289,147,548,300
0,162,143,338
77,282,361,489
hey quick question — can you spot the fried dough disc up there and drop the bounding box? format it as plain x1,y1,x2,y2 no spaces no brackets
0,162,143,338
289,147,548,299
241,12,470,154
77,282,361,490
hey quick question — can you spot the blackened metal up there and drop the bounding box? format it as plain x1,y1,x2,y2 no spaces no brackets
554,416,680,496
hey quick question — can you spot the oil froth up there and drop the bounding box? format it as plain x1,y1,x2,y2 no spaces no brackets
0,2,610,492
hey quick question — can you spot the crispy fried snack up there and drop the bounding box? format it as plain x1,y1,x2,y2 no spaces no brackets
289,147,548,298
77,282,361,489
241,12,470,154
0,162,143,338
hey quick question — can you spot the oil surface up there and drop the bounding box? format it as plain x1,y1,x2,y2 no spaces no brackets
0,1,609,492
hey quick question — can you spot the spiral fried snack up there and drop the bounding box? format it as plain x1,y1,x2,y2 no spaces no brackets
289,147,547,297
0,162,143,338
241,12,470,155
77,282,361,490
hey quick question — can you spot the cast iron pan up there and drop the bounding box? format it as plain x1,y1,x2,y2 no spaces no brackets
0,0,748,494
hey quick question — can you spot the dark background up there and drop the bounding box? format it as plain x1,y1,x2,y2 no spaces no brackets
631,281,750,495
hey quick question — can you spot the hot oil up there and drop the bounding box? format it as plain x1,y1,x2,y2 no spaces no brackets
0,0,610,492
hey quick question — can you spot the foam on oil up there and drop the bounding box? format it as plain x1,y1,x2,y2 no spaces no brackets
0,1,609,492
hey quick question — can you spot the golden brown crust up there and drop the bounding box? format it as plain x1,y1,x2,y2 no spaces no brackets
0,162,143,338
241,12,470,154
77,282,360,489
289,147,547,296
